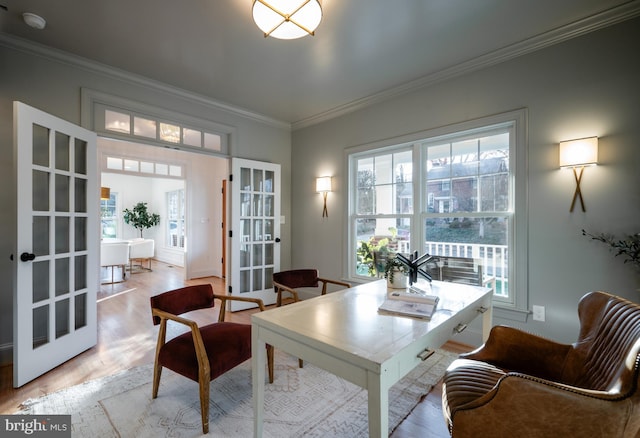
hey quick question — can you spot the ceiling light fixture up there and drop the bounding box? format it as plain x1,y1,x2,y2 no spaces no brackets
252,0,322,40
23,12,46,30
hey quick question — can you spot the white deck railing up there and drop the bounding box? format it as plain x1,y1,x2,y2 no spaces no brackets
424,241,508,297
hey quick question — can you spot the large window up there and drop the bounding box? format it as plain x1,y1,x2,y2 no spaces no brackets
424,130,510,298
349,111,527,311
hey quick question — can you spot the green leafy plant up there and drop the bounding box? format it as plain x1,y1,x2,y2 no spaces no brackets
583,229,640,269
123,202,160,238
357,234,397,277
384,255,411,284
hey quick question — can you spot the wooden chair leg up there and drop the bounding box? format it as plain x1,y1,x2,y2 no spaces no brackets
298,358,304,368
267,344,274,384
199,377,210,434
152,363,162,398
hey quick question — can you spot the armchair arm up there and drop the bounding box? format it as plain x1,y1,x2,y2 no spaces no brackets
452,373,631,437
317,277,351,295
273,281,300,306
462,325,571,381
151,308,210,375
213,294,266,322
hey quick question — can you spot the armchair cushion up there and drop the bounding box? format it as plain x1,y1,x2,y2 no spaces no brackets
158,322,251,381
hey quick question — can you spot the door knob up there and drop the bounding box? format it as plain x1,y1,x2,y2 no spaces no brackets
275,238,281,243
20,252,36,262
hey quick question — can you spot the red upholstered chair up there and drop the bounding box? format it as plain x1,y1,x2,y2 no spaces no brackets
272,269,351,306
150,284,274,434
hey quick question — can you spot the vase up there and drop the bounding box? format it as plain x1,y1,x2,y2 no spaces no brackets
387,270,408,289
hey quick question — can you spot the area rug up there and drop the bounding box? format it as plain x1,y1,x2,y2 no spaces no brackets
18,350,457,437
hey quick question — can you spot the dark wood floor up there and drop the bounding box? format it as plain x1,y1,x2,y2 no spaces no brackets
0,261,467,436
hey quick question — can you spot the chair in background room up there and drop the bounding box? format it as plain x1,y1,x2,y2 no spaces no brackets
272,268,351,306
150,284,274,434
442,291,640,437
272,269,351,367
100,242,129,284
129,238,154,273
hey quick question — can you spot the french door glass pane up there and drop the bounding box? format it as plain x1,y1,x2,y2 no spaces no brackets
74,139,87,175
32,124,50,167
55,298,70,339
55,217,69,254
55,174,69,212
32,261,49,303
75,217,87,251
33,216,49,256
75,178,87,213
33,305,49,349
75,255,87,291
74,293,87,329
55,132,70,171
32,170,49,211
55,257,69,297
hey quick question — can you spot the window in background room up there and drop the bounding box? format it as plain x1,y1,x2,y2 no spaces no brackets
349,110,526,311
100,192,118,238
167,189,186,249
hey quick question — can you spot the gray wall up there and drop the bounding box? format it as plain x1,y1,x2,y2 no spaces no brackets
0,40,292,364
291,17,640,344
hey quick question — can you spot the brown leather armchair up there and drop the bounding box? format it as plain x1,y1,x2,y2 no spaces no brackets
442,291,640,437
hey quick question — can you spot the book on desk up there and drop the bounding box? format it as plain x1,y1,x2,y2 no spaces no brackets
378,285,439,319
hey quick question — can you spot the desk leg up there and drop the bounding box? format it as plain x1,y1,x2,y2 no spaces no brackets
252,327,265,438
367,371,388,438
482,301,493,343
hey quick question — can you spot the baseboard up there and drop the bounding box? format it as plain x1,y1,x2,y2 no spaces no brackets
0,342,12,367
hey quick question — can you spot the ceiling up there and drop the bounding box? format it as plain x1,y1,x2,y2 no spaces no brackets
1,0,638,128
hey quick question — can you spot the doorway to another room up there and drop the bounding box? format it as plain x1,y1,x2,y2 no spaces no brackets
98,137,228,296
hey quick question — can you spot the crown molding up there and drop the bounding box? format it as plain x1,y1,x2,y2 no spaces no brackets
0,32,292,131
291,1,640,131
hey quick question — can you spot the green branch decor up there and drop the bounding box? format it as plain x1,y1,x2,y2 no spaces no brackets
583,229,640,270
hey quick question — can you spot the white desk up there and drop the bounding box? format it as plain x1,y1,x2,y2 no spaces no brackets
252,279,492,437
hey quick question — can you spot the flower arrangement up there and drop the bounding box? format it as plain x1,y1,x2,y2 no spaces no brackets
582,229,640,270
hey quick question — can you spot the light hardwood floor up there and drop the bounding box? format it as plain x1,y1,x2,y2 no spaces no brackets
0,261,469,437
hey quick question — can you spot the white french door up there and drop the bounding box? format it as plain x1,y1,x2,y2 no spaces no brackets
14,102,98,387
229,158,280,311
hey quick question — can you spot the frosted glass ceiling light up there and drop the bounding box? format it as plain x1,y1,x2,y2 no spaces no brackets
23,13,46,30
253,0,322,40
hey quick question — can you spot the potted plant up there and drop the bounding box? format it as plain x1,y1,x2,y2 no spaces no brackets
123,202,160,238
384,256,411,289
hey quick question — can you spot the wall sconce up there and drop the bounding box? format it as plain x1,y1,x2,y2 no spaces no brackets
559,137,598,212
100,187,111,200
316,176,332,217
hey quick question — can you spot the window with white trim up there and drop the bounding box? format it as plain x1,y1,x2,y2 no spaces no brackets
167,189,185,249
100,192,118,238
349,111,527,310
